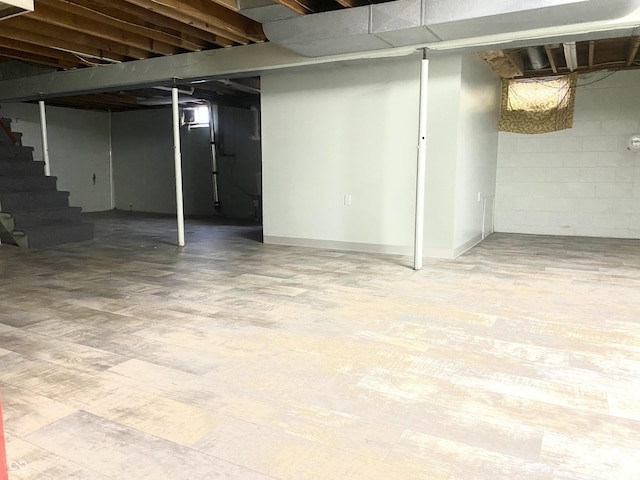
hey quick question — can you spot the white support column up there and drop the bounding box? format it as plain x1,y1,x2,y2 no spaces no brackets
172,87,185,247
38,100,51,176
413,50,429,271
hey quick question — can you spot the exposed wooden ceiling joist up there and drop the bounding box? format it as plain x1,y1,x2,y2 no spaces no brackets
70,0,230,48
0,37,86,67
7,16,151,60
0,23,129,62
32,0,180,56
272,0,322,15
120,0,260,45
335,0,370,6
544,45,558,74
626,36,640,66
0,47,79,69
483,36,640,79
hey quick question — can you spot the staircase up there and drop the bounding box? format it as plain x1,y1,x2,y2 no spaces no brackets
0,117,94,249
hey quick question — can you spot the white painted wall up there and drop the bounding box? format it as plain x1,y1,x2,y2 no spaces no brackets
453,54,501,251
422,54,500,258
0,102,112,212
423,55,461,254
261,55,421,254
217,105,262,219
495,70,640,239
111,105,259,218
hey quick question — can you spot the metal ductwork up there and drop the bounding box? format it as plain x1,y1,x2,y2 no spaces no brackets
236,0,299,23
526,46,548,70
261,0,640,57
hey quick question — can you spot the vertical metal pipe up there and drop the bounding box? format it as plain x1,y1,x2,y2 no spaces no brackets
207,101,221,212
108,110,115,209
38,100,51,176
413,50,429,271
172,87,185,247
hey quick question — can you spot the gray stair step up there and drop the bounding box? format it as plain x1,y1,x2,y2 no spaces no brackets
0,230,17,245
0,190,70,213
0,161,45,176
0,146,34,161
1,206,83,231
0,176,58,193
13,222,94,249
0,128,22,146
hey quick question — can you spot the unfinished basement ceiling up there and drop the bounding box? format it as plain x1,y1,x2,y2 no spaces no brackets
0,0,639,109
0,0,394,110
481,37,640,78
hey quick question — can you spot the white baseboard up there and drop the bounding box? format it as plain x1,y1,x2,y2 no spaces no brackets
264,233,485,260
453,233,483,258
422,234,484,260
263,235,412,256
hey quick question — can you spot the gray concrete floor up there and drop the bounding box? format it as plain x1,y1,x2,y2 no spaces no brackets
1,211,640,479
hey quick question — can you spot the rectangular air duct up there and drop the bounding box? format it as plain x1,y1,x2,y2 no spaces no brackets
0,0,33,21
262,0,640,57
236,0,298,22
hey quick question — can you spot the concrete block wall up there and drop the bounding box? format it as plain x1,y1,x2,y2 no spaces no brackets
495,70,640,239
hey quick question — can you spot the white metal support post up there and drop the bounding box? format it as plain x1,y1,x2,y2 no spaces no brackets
413,49,429,271
172,87,185,247
38,100,51,176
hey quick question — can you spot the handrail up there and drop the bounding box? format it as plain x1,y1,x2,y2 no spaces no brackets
0,120,20,146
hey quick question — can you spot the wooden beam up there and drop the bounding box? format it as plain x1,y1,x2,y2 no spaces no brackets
544,45,558,74
7,16,149,60
626,36,640,66
0,23,128,62
0,47,78,69
149,0,264,41
272,0,319,14
335,0,369,6
121,0,260,44
60,0,204,51
73,0,232,48
0,37,87,66
588,40,595,69
53,93,143,109
209,0,238,10
32,0,180,56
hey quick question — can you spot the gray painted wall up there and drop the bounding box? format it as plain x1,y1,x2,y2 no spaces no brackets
111,105,260,218
216,105,262,219
0,102,112,212
261,55,421,254
112,108,178,214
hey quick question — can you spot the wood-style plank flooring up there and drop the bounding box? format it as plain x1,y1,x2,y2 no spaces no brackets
1,211,640,479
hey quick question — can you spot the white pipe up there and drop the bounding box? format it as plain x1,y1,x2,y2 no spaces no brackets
38,100,51,176
413,51,429,271
207,101,220,211
172,87,185,247
108,110,115,209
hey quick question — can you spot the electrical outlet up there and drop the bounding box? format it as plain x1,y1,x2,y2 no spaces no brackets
477,192,482,202
344,194,352,206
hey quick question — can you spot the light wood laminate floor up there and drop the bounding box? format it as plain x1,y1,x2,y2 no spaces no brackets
1,211,640,480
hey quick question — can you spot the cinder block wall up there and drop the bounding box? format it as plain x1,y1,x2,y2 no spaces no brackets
495,70,640,239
